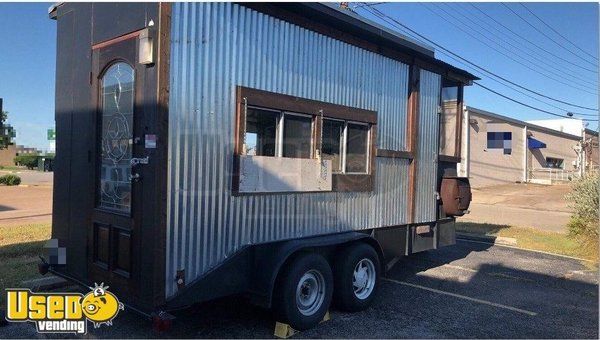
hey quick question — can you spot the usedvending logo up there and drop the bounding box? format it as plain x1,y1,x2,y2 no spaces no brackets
5,283,124,334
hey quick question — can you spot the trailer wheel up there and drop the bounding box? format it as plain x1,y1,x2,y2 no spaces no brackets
273,252,333,331
333,243,380,312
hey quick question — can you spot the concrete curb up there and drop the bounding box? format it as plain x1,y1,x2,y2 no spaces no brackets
456,232,518,246
21,275,70,292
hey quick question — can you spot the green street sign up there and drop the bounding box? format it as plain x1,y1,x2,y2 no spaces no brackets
47,128,56,140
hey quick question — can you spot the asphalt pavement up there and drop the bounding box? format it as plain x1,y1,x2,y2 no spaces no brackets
461,183,573,233
1,239,597,338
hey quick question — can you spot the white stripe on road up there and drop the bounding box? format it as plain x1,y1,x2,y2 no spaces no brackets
383,278,538,316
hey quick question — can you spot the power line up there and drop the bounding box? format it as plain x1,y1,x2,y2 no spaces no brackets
359,4,599,112
520,3,598,62
467,3,599,74
353,2,386,9
360,5,598,122
475,82,597,121
502,3,597,67
424,3,597,89
432,47,598,117
372,11,599,119
444,3,598,77
360,4,599,121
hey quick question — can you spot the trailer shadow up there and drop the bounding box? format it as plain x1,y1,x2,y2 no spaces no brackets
7,240,596,339
161,241,598,339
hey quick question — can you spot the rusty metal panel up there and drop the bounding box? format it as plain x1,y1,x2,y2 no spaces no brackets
414,69,441,223
166,3,413,298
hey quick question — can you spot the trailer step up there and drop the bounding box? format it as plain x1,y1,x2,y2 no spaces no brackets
274,311,331,338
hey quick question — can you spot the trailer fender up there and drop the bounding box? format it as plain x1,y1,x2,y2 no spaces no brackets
249,231,383,308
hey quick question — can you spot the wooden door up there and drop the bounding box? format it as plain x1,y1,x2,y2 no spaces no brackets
88,34,147,297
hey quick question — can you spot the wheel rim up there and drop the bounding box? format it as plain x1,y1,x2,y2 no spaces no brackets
353,258,376,300
296,269,326,316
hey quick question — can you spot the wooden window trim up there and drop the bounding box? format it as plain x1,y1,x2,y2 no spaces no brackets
455,85,464,159
438,82,464,163
238,86,377,124
407,65,421,223
439,155,461,163
234,86,377,193
376,149,414,160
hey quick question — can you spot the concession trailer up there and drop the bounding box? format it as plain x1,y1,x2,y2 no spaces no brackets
48,2,476,330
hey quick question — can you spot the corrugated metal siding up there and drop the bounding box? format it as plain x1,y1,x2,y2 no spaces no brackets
378,58,409,150
414,69,441,223
167,3,417,297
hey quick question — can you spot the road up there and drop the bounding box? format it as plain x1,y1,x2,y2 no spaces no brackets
462,202,570,233
2,239,597,338
0,169,53,186
0,170,52,226
462,183,573,233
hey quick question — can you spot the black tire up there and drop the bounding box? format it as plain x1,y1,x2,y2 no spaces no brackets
333,242,380,312
273,252,333,331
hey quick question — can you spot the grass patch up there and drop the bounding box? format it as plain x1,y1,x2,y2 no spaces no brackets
457,222,598,264
0,223,51,309
0,165,24,172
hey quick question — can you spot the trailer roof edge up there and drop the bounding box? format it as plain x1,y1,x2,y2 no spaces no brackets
240,2,478,83
48,2,63,20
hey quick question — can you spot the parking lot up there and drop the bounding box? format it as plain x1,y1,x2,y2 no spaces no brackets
2,239,597,339
461,183,573,233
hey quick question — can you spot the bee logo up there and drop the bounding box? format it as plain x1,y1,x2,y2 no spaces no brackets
81,283,124,328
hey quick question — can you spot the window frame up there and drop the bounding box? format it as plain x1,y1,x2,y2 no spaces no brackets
280,111,315,159
544,157,564,169
438,79,464,163
320,118,371,175
244,105,280,157
344,121,371,175
244,106,316,158
321,117,346,174
234,86,377,193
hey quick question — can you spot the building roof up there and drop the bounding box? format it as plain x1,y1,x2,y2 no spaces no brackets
467,106,582,141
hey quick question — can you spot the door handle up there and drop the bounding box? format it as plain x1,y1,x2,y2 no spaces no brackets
129,173,141,182
130,156,149,167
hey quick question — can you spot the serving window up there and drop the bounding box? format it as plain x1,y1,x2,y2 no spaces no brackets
235,86,377,193
243,108,278,157
243,108,314,158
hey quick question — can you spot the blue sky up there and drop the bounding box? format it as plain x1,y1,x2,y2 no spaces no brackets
358,2,599,130
0,2,597,150
0,2,55,151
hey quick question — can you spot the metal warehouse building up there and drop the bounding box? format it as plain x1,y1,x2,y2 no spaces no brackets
458,106,599,188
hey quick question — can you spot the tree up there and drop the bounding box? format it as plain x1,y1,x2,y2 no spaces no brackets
0,110,15,150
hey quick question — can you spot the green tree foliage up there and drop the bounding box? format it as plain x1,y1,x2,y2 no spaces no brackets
14,155,38,170
565,173,599,241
